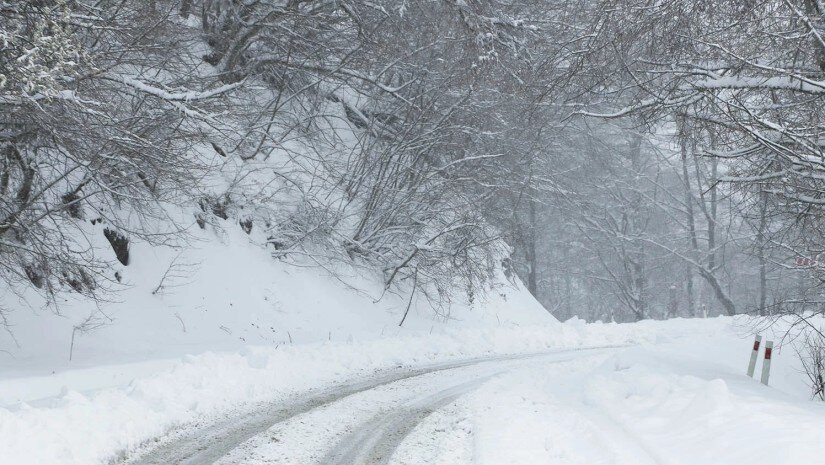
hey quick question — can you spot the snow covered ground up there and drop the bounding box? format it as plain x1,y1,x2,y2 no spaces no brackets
2,315,824,465
1,231,822,465
0,224,548,381
455,336,825,465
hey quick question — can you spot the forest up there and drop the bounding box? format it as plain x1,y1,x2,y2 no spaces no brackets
7,4,825,464
2,1,825,330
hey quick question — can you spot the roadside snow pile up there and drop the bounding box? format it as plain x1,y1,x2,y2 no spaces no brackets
582,354,825,465
572,318,825,464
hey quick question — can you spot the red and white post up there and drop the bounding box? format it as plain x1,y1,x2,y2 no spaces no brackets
747,335,762,378
760,340,774,385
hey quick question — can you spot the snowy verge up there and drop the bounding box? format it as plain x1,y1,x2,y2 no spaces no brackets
579,347,825,465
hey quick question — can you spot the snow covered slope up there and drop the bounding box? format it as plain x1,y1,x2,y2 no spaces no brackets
0,222,551,380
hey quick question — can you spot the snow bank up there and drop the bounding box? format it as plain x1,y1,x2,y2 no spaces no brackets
578,343,825,465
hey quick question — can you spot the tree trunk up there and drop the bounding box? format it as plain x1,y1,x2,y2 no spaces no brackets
698,267,737,316
757,189,768,315
686,264,696,317
707,154,718,274
680,127,735,315
681,129,701,317
525,199,539,297
180,0,194,18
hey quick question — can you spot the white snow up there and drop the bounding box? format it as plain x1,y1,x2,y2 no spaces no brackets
2,229,824,465
385,318,825,465
470,339,825,465
0,326,586,465
2,314,824,465
0,224,549,383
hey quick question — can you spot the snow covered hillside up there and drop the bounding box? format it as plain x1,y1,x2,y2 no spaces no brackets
0,222,550,381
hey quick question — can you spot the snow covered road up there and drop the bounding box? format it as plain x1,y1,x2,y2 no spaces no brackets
8,318,825,465
119,328,825,465
125,348,613,465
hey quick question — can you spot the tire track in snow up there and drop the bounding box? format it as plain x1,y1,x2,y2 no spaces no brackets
274,353,609,465
321,376,496,465
122,347,615,465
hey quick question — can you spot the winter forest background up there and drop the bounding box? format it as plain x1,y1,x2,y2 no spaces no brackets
3,1,825,334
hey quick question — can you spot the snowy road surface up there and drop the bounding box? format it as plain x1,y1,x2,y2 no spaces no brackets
9,318,825,465
125,349,611,465
120,338,825,465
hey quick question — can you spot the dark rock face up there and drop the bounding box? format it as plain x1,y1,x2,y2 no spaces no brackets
104,228,130,266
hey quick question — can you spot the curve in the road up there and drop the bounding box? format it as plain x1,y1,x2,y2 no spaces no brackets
123,347,616,465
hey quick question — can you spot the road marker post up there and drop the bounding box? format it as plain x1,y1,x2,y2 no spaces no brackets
760,340,774,386
747,335,762,378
